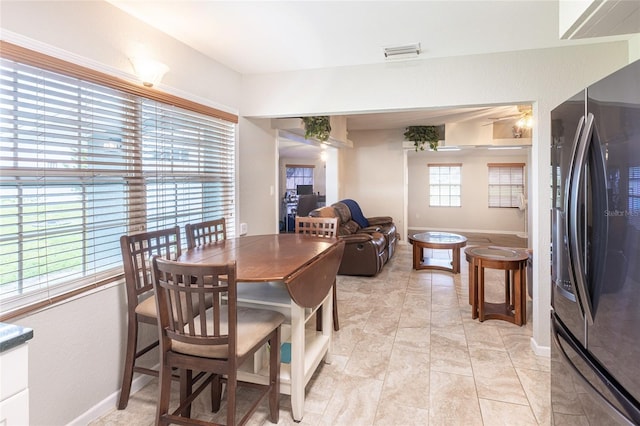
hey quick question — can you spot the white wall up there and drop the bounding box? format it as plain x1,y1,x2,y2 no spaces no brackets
0,2,242,425
240,42,632,354
339,129,406,234
408,151,530,234
238,117,280,235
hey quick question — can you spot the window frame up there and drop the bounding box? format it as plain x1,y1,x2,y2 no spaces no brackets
428,163,462,207
285,164,315,196
487,163,525,208
0,41,238,321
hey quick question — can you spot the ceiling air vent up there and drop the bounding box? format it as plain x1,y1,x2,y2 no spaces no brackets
383,43,421,59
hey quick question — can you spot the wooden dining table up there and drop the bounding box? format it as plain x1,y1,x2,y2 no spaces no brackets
177,233,340,421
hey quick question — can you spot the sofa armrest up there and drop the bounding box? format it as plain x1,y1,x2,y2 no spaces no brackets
358,225,382,234
339,233,377,244
367,216,393,226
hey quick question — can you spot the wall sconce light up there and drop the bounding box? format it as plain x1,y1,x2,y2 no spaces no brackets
320,151,328,162
130,56,169,87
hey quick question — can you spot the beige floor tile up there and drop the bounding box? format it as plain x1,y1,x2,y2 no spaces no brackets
380,348,431,409
320,375,384,426
430,330,473,376
478,398,538,426
516,367,551,425
373,403,429,426
429,370,483,426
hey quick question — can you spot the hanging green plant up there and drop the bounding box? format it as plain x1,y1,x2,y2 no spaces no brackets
301,116,331,142
403,125,440,151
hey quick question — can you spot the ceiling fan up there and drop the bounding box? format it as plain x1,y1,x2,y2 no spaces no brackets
485,105,533,127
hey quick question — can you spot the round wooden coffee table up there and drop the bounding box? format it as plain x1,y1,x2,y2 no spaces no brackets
408,231,467,273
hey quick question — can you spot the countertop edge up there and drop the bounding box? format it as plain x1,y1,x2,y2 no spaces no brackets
0,322,34,353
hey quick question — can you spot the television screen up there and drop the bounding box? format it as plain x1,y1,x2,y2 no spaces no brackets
296,184,313,195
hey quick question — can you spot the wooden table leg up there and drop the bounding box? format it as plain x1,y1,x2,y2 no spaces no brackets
412,243,421,269
452,246,461,273
477,259,485,322
290,302,305,421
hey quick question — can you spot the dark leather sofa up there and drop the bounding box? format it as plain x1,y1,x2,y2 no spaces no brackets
309,199,397,276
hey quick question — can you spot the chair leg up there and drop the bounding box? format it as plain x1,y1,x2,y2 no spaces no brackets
156,359,172,425
210,374,222,412
332,281,339,331
179,369,193,418
117,315,138,410
316,280,339,332
226,372,237,426
269,329,281,424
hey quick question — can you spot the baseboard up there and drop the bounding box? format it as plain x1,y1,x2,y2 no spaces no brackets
68,372,155,425
530,337,551,358
408,226,526,236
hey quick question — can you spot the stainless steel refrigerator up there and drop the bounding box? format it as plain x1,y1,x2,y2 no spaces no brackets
551,59,640,425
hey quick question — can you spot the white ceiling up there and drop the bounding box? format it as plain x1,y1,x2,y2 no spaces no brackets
108,0,631,75
107,0,635,157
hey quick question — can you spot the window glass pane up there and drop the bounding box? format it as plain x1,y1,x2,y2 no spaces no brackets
428,165,462,207
285,166,314,194
0,55,236,315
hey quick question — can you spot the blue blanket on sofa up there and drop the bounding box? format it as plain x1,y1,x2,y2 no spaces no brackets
341,199,369,228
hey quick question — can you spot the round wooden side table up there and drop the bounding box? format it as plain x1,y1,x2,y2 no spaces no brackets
464,246,529,326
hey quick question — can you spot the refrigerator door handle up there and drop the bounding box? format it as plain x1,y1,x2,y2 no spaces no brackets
552,316,639,425
564,115,593,323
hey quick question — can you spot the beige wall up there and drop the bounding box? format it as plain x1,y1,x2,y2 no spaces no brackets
408,151,530,234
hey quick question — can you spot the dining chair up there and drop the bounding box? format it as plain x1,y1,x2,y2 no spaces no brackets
117,226,182,410
294,216,341,331
151,256,285,426
295,194,318,217
185,218,227,250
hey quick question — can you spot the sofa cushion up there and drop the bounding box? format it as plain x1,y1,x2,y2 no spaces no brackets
332,202,352,224
311,206,336,218
342,220,360,235
340,199,369,228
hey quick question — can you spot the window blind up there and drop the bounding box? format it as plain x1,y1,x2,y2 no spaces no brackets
0,52,236,318
488,163,524,208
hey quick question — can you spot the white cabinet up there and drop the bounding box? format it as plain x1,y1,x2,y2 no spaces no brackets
0,323,33,426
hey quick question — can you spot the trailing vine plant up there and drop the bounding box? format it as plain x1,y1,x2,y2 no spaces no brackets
403,125,440,151
301,116,331,142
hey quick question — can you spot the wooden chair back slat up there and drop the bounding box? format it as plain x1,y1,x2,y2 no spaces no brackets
295,216,338,238
152,256,235,349
185,218,227,249
120,226,181,299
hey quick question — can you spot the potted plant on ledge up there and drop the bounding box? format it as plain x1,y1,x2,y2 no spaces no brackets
404,125,440,151
302,116,331,142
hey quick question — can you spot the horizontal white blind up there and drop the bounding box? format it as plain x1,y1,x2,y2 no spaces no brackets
0,55,236,316
488,164,524,208
428,164,461,207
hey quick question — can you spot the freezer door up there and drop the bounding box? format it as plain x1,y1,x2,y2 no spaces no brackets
586,59,640,410
551,313,640,425
551,92,588,346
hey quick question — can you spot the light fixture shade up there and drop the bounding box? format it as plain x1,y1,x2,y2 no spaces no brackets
130,56,169,87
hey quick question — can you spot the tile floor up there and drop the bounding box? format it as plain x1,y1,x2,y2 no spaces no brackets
91,242,550,426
